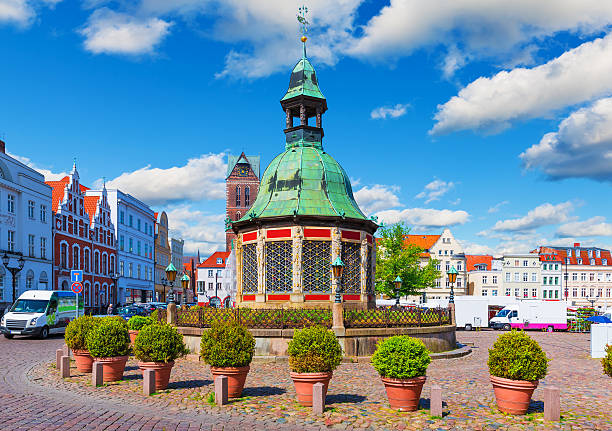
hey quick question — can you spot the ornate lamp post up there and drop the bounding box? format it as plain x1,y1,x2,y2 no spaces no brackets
164,263,177,304
180,273,190,306
332,257,344,303
3,253,25,306
447,265,458,304
393,276,402,307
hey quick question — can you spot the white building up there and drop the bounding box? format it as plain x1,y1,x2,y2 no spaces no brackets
467,256,503,297
171,238,184,275
101,189,155,304
501,254,541,299
538,251,563,300
0,141,52,312
196,251,233,307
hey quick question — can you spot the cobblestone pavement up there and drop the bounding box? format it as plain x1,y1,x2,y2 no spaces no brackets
5,331,612,430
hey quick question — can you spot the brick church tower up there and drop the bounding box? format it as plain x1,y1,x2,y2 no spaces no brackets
226,153,260,250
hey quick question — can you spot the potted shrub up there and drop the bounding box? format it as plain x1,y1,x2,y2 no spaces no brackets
134,323,188,390
86,316,131,382
200,321,255,398
287,326,342,407
127,315,154,344
488,331,549,414
371,335,431,411
64,315,101,373
603,344,612,378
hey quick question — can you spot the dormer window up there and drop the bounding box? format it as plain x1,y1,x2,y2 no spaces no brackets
603,258,608,265
577,258,583,265
588,250,593,258
596,250,601,258
566,258,570,264
590,259,595,265
216,258,223,265
567,249,572,257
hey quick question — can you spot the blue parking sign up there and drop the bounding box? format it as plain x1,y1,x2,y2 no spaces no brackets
71,270,83,283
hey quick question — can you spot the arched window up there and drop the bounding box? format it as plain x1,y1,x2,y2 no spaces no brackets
101,284,107,306
61,280,69,291
84,282,90,306
84,249,90,272
94,284,100,306
245,186,250,206
235,186,241,207
73,246,80,270
110,255,115,275
94,251,100,274
236,211,241,221
102,254,107,275
39,271,49,290
25,270,34,291
60,243,67,268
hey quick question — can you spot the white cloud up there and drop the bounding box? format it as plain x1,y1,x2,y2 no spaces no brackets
376,208,469,228
166,205,225,254
370,103,410,120
432,33,612,134
8,152,68,181
521,96,612,181
0,0,33,24
556,216,612,238
488,200,509,213
106,153,226,206
81,8,172,55
354,184,401,215
490,202,573,232
461,241,497,256
415,179,454,204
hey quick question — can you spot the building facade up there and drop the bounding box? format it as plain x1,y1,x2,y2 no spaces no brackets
226,153,260,251
466,255,503,297
501,254,541,299
97,189,155,305
537,250,563,300
0,141,53,312
47,164,117,313
171,238,184,275
196,251,233,307
154,211,172,301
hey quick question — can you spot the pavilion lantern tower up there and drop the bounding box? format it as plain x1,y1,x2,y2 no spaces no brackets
231,35,378,309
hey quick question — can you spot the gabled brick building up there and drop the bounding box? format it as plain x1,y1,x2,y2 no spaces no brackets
226,153,260,251
46,163,117,313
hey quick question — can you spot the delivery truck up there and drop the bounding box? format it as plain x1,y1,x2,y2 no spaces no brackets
426,296,518,330
489,300,567,331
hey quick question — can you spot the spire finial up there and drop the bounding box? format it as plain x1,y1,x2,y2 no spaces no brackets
297,5,309,58
102,176,106,189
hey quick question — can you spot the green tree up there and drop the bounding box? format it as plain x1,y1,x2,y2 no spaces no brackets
375,223,440,298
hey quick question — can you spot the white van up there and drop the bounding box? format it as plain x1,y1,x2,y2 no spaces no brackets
0,290,84,339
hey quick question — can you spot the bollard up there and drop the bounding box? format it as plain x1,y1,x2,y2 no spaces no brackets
544,387,560,421
56,349,63,369
143,369,156,395
60,355,70,378
312,382,325,415
62,344,70,358
92,362,103,387
431,385,443,417
215,375,228,406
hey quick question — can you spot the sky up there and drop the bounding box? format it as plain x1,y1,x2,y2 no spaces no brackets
2,1,612,257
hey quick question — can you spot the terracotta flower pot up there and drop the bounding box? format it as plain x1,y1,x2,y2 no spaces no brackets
210,366,250,398
96,356,129,382
490,375,539,415
72,349,94,373
129,330,139,345
290,371,332,407
138,361,175,390
380,375,426,411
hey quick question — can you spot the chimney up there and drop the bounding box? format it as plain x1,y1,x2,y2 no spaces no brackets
574,242,580,247
0,140,5,154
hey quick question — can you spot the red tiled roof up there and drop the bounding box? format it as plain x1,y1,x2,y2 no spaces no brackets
83,196,100,224
404,234,440,258
466,255,493,271
46,177,70,212
546,246,612,266
198,251,231,268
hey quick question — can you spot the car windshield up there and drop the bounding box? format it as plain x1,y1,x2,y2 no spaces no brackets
118,307,135,315
10,299,48,313
495,309,510,317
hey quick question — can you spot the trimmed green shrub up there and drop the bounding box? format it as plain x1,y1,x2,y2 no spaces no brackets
603,344,612,378
134,324,188,363
65,315,101,351
288,326,342,373
200,321,255,367
128,315,154,331
86,316,130,358
150,309,160,322
488,331,549,381
371,336,431,379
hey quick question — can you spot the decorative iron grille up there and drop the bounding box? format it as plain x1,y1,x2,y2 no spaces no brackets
366,245,374,293
265,241,293,292
242,243,258,293
302,240,331,292
341,242,361,294
343,307,451,328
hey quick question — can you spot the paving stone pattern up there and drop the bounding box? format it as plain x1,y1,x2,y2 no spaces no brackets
4,331,612,430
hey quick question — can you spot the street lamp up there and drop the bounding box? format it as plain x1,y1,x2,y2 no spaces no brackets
332,257,344,303
165,262,177,304
447,265,458,304
563,271,569,302
393,276,402,307
180,273,190,306
3,253,25,306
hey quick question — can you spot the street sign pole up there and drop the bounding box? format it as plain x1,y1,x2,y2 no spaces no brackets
71,270,84,319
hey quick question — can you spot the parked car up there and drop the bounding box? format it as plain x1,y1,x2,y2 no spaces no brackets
117,306,147,321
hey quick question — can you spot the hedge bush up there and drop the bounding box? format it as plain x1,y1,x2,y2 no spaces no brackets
603,344,612,378
128,315,154,331
65,315,101,351
134,324,188,363
86,316,130,358
488,331,549,381
371,336,431,379
288,326,342,373
200,321,255,367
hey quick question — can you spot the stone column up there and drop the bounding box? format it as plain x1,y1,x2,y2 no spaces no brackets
285,108,293,128
291,226,304,303
256,229,266,302
300,104,307,125
316,108,322,128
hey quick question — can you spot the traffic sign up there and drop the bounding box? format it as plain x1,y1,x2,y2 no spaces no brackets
71,270,83,283
71,282,83,294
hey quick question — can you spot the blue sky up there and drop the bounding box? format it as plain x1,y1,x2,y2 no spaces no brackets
2,1,612,256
